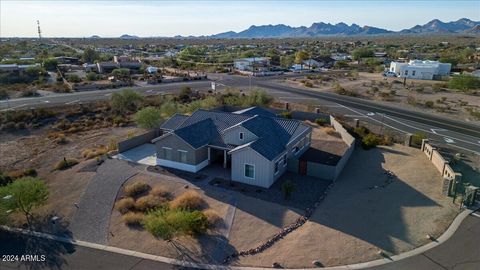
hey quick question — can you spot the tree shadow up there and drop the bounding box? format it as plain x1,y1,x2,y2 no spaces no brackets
0,229,75,270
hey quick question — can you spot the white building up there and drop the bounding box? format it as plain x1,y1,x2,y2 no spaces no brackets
234,57,270,72
389,60,451,80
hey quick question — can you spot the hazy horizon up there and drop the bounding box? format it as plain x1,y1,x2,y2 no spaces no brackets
1,0,479,38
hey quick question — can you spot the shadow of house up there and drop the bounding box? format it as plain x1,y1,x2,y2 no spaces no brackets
0,230,75,270
307,147,442,254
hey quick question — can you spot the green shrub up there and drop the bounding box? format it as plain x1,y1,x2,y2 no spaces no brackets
281,180,295,199
134,107,163,129
448,74,480,91
53,158,79,170
411,132,427,147
314,118,327,126
304,81,313,87
354,126,370,137
143,208,209,240
124,181,150,197
361,133,380,149
279,111,292,119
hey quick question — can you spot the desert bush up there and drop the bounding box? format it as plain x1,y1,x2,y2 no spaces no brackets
53,158,79,170
55,133,68,144
6,168,37,180
81,146,108,159
361,133,380,149
425,100,434,108
115,198,135,214
281,180,295,199
279,111,292,119
151,185,170,198
411,132,427,147
122,212,145,226
142,208,209,240
314,118,327,126
354,126,371,137
203,209,221,226
170,190,205,210
303,81,314,87
135,195,166,212
124,181,150,197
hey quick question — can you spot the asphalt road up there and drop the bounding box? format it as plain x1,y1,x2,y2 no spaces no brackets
0,212,479,270
1,73,479,153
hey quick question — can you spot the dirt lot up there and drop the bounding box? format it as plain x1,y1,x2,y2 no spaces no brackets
0,126,140,225
279,72,480,123
233,144,459,268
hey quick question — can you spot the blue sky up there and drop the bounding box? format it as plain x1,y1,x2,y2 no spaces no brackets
1,0,479,37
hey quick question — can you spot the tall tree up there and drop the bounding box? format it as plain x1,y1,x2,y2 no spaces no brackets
295,50,310,69
0,177,49,224
82,47,99,63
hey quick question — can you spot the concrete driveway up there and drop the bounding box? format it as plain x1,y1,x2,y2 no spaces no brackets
115,143,157,166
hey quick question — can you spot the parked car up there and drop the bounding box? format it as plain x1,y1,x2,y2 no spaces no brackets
383,71,397,77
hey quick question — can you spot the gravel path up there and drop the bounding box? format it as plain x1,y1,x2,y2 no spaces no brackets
70,159,138,244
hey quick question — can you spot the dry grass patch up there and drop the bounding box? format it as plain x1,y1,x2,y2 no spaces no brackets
135,194,167,212
151,185,170,198
53,158,79,171
115,197,135,214
122,212,145,226
203,209,222,226
170,190,205,210
81,145,109,159
124,181,150,197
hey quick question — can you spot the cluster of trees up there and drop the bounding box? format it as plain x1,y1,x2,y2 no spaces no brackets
448,74,480,91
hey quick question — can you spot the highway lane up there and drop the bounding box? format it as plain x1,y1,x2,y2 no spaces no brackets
1,74,479,153
0,80,213,111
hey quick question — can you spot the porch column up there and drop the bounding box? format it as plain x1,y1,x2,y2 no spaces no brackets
223,150,227,168
208,147,211,164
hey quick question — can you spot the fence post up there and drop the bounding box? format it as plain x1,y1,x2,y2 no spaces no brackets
315,107,321,114
405,133,412,147
353,119,360,128
421,139,428,151
285,102,290,111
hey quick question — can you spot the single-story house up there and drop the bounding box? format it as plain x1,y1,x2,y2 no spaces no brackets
389,60,451,80
234,57,270,72
152,107,312,188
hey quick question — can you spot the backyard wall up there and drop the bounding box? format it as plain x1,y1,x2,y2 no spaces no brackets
117,129,160,153
287,116,355,181
421,139,461,196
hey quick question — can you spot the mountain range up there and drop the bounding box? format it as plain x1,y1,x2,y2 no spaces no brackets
211,18,480,38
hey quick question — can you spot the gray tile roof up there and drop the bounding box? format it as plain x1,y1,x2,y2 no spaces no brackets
233,106,276,118
158,107,311,160
160,114,189,130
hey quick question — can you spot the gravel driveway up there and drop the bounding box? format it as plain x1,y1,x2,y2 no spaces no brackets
70,159,138,244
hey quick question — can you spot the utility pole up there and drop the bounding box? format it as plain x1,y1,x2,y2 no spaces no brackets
37,20,42,41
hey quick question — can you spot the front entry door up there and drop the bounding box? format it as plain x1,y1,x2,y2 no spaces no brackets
299,160,307,175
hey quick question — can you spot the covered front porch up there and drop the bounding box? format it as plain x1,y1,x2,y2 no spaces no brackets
208,146,232,169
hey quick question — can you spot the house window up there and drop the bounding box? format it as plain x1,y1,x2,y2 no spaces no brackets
244,164,255,179
239,132,244,140
162,147,172,160
293,146,300,154
412,70,416,76
178,150,187,163
404,70,408,76
274,161,279,174
283,154,287,166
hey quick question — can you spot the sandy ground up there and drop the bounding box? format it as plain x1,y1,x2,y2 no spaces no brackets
0,126,140,226
279,72,480,123
233,144,459,268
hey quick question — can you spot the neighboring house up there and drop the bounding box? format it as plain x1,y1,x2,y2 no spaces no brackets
234,57,270,72
96,62,119,74
114,55,142,70
331,53,351,61
389,60,451,80
146,66,158,74
152,107,312,188
0,63,40,73
55,56,80,65
83,63,99,73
